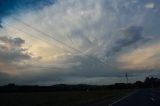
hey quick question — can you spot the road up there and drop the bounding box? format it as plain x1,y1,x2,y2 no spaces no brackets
109,89,160,106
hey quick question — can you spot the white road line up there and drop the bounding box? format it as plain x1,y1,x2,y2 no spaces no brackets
108,90,139,106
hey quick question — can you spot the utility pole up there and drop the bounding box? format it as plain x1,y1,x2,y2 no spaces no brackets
125,72,128,84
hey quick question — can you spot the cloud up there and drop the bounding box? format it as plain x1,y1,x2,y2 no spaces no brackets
0,20,3,28
106,25,145,57
117,43,160,70
0,36,25,47
0,0,160,85
145,2,155,9
0,36,31,74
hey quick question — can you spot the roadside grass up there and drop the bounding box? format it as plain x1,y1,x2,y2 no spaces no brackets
0,89,134,106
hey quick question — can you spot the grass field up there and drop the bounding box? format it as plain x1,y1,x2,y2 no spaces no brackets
0,89,134,106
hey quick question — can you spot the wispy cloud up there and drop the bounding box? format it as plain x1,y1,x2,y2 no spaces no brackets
0,0,160,85
117,43,160,70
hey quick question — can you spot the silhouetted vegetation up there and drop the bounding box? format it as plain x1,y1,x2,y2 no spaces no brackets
0,77,160,92
0,77,160,106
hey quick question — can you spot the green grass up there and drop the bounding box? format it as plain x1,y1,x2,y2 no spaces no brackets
0,89,134,106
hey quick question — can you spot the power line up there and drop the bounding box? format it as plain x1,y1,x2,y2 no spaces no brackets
3,22,73,54
4,20,103,67
10,16,107,65
3,22,80,70
11,16,81,53
66,34,75,46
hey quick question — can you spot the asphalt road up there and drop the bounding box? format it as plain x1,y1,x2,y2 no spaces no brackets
109,89,160,106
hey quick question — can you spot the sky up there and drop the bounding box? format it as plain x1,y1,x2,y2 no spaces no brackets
0,0,160,85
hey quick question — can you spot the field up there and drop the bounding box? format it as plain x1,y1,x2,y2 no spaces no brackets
0,89,134,106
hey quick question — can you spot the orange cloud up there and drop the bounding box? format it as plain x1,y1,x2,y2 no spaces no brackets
117,43,160,70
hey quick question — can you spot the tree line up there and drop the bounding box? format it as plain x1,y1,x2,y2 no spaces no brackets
0,77,160,92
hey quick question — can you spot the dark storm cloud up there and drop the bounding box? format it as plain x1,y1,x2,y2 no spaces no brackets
13,55,155,85
0,36,31,63
107,26,146,56
52,55,121,78
116,26,144,47
0,36,25,46
13,37,25,46
8,56,127,85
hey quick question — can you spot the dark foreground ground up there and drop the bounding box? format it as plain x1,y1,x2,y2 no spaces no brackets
0,89,133,106
109,89,160,106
